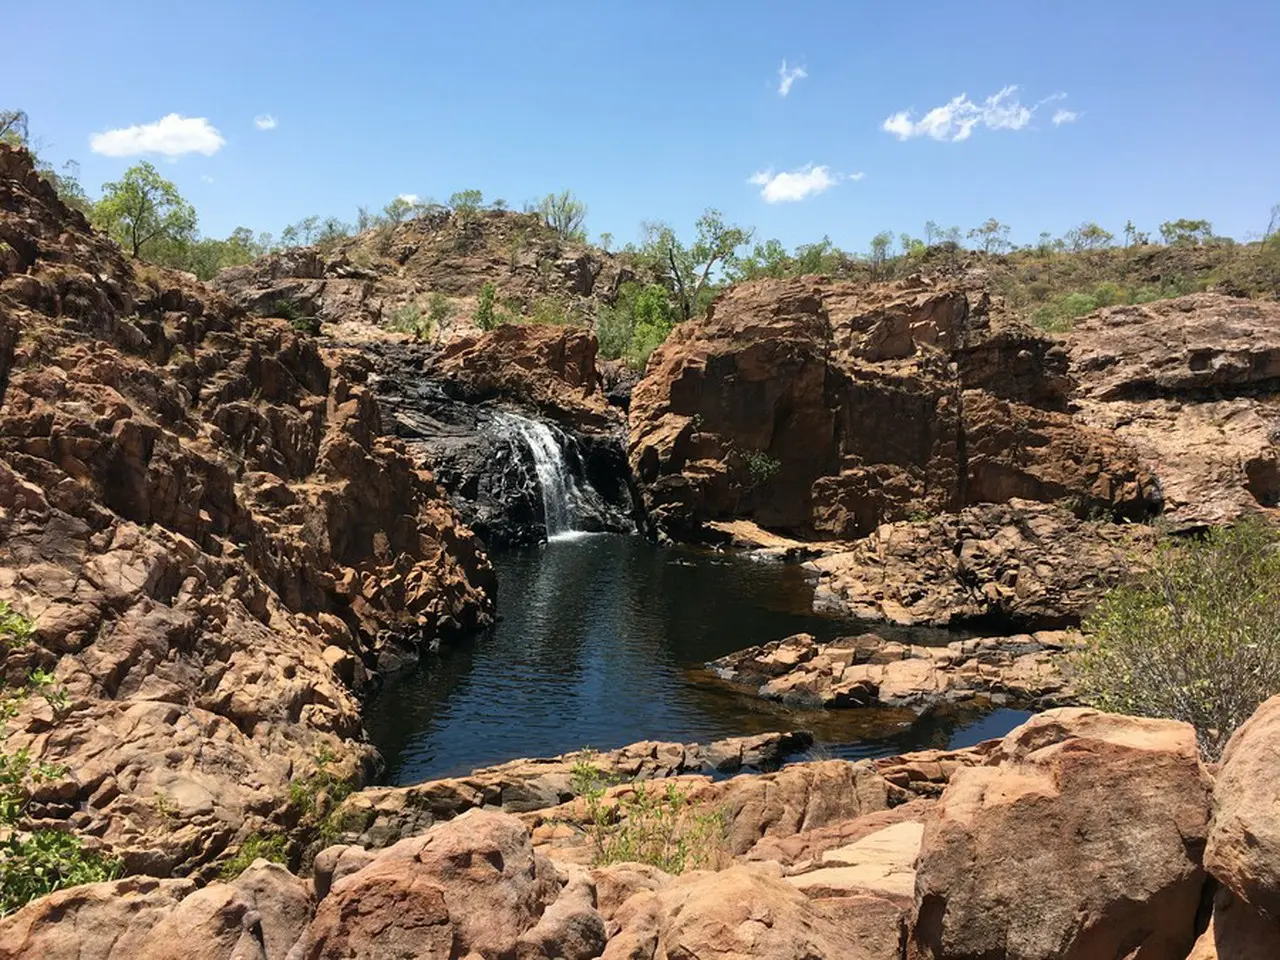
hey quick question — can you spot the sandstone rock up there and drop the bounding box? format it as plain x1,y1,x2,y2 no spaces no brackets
1065,294,1280,526
912,708,1213,960
785,819,923,904
293,809,560,959
1186,888,1280,960
515,865,607,960
745,797,936,867
629,275,1158,542
0,877,195,960
131,883,268,960
711,630,1072,711
0,143,493,871
604,863,903,960
1205,694,1280,917
695,758,898,857
333,732,810,849
231,860,314,959
808,499,1151,628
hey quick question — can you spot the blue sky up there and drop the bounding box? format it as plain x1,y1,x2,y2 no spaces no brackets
9,0,1279,252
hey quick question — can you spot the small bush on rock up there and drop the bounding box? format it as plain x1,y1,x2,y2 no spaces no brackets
218,832,289,879
387,303,431,339
475,282,500,331
1072,518,1280,759
571,752,724,874
0,603,122,915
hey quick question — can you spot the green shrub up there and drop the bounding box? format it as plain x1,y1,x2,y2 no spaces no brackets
571,753,724,874
741,450,782,486
1092,281,1123,307
218,832,289,879
1058,292,1099,319
427,292,455,338
0,829,121,915
0,669,122,916
597,283,676,369
0,602,32,648
1071,518,1280,760
475,282,499,331
387,303,431,339
529,297,571,326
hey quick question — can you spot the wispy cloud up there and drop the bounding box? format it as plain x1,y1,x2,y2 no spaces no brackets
882,86,1067,142
90,114,225,158
200,174,215,184
397,193,420,204
254,114,278,131
777,59,808,97
1052,108,1080,126
748,164,857,203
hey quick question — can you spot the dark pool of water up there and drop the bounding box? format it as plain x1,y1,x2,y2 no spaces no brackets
365,534,1031,784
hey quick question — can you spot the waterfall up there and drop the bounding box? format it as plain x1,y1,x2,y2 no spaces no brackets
493,411,586,539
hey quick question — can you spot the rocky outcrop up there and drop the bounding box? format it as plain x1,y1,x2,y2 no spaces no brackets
912,708,1213,960
807,499,1150,628
212,207,643,334
2,707,1246,960
0,144,493,872
628,275,1160,543
1065,294,1280,527
710,630,1072,711
331,732,811,849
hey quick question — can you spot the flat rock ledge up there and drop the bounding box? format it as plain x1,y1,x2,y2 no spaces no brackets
709,630,1075,712
333,731,811,850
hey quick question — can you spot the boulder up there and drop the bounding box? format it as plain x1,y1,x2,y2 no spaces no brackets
0,877,196,960
603,863,904,960
292,810,561,959
1205,694,1280,917
912,708,1213,960
1186,888,1280,960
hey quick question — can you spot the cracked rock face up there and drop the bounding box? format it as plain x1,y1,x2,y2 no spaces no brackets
1064,293,1280,528
628,275,1160,544
0,144,494,873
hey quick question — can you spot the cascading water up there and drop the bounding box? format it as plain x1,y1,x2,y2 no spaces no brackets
493,411,587,539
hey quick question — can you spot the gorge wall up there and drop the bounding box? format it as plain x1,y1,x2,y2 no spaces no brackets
0,144,494,873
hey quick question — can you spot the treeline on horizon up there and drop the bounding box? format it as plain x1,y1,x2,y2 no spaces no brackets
5,106,1279,361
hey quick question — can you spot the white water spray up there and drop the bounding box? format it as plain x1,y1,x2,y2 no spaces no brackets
493,411,587,539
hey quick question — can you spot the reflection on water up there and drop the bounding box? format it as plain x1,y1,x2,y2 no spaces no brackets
365,534,1030,784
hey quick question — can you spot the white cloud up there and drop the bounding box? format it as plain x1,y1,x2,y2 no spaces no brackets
748,164,855,203
1052,108,1080,125
254,114,278,130
90,114,225,158
882,86,1067,142
778,59,807,97
397,193,420,205
200,174,215,184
